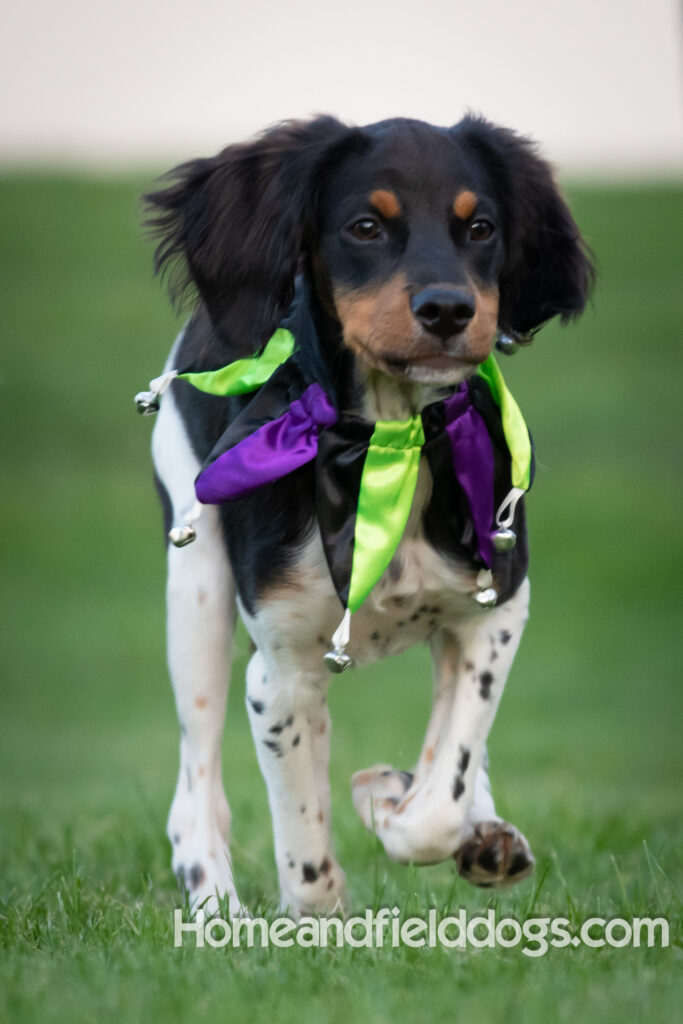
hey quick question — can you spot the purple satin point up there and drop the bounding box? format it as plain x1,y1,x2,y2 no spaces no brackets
196,383,338,504
443,386,495,566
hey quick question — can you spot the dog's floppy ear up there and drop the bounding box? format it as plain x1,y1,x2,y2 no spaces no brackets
144,117,356,355
455,116,595,337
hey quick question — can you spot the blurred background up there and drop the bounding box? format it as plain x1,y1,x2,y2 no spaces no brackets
2,0,683,174
1,1,682,1020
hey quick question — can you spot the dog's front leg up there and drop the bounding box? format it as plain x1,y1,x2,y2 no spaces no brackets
246,649,346,917
152,382,246,917
353,579,534,885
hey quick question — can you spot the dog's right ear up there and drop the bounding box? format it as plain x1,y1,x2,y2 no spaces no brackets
144,117,357,355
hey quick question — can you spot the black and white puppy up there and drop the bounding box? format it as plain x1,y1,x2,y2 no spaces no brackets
144,115,593,917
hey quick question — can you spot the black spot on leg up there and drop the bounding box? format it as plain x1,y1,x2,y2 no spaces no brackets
288,858,295,869
490,648,498,662
300,804,306,814
248,698,265,714
271,714,294,733
419,604,429,614
499,630,512,645
429,606,441,615
464,661,474,672
263,739,283,757
453,747,470,800
292,733,300,747
410,612,420,622
457,746,470,775
319,857,331,875
188,863,205,889
173,834,180,845
479,671,494,699
370,631,380,642
302,862,319,883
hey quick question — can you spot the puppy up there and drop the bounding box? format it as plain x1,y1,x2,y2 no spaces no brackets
142,115,593,917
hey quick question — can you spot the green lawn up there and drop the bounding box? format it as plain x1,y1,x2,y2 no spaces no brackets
1,176,681,1022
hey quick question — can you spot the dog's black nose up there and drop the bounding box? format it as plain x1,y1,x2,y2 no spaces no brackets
410,288,476,340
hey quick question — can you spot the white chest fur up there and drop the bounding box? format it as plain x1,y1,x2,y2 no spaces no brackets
244,459,482,669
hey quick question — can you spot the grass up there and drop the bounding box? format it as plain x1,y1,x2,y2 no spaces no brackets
0,175,682,1022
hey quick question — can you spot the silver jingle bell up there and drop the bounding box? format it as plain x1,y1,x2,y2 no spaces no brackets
324,649,353,674
492,527,517,552
495,334,519,356
474,587,498,609
135,391,160,415
168,524,196,548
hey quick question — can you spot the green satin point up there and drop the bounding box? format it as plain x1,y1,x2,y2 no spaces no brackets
177,328,295,396
476,354,532,491
348,414,426,613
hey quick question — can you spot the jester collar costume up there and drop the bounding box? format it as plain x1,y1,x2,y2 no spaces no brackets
136,328,534,671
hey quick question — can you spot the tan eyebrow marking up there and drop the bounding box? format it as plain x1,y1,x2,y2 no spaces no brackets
453,189,478,220
369,189,402,219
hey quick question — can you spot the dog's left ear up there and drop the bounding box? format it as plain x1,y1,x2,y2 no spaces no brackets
454,116,595,337
144,117,360,355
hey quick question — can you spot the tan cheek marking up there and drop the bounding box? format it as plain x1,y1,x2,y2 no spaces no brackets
453,189,478,220
334,273,417,362
369,189,401,219
466,285,500,361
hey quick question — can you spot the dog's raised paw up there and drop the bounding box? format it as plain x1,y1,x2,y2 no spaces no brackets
454,821,534,889
351,764,414,831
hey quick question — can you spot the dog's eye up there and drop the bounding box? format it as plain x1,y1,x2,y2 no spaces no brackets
350,218,380,241
469,219,494,242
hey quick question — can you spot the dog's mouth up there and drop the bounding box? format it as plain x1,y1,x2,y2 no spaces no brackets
353,338,488,384
384,349,484,372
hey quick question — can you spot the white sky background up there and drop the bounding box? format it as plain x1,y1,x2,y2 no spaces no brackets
1,0,682,174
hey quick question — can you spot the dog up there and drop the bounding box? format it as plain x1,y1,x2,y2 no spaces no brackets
142,115,593,917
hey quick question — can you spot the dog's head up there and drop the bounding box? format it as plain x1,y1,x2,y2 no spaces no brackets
146,115,594,384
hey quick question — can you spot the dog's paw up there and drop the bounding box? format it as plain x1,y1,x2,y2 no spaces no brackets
454,821,534,889
175,849,246,918
279,858,347,919
351,764,414,830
